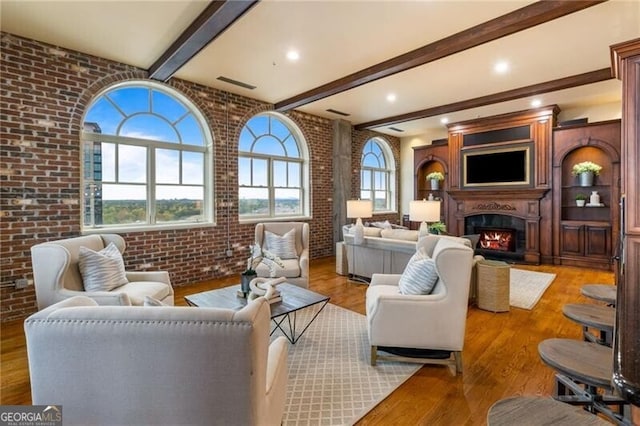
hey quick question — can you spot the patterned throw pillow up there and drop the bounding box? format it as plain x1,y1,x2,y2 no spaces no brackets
398,249,439,295
78,242,128,292
265,229,298,259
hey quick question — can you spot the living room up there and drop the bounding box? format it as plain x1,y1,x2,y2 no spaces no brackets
1,1,640,424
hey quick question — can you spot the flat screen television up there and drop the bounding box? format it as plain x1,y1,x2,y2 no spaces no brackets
462,143,532,188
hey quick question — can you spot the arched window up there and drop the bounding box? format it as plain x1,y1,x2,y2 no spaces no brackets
238,112,309,219
361,137,396,212
81,81,213,231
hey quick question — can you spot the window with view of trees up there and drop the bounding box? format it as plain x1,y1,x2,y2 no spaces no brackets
238,113,309,219
81,82,213,230
361,138,395,212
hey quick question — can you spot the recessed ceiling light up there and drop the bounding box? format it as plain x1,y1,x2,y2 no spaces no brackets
386,93,396,103
440,117,449,124
494,61,509,74
286,50,300,61
531,99,542,107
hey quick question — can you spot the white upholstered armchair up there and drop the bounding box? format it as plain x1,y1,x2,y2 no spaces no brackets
25,296,288,426
253,222,310,288
366,235,474,375
30,234,173,309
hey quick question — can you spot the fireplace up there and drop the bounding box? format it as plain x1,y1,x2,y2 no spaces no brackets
476,227,516,252
465,214,526,261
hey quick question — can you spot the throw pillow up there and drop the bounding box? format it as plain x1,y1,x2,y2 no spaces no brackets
265,229,298,259
78,242,128,292
398,250,439,295
143,296,165,306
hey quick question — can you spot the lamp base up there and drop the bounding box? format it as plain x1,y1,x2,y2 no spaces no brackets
418,221,429,238
353,218,365,244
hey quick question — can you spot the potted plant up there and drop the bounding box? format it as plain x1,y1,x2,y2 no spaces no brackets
571,161,602,187
242,245,284,296
426,171,445,190
575,193,587,207
428,221,447,235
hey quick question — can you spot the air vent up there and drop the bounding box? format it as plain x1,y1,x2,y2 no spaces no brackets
216,76,256,90
326,108,350,117
388,127,404,132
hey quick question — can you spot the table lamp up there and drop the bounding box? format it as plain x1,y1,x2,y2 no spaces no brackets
409,199,441,238
347,199,373,244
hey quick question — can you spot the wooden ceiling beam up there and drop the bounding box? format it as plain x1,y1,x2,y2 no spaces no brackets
274,0,606,112
148,0,258,81
354,68,613,130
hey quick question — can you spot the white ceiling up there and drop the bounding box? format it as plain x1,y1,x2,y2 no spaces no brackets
2,0,639,137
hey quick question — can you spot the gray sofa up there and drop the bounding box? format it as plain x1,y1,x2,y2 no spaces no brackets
341,225,419,280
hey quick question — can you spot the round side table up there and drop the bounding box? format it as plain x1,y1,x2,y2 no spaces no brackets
487,396,610,425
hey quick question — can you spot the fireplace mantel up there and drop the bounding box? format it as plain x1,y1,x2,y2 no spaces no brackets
447,188,549,201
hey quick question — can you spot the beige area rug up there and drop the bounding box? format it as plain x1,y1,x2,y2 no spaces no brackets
510,268,556,310
271,303,421,425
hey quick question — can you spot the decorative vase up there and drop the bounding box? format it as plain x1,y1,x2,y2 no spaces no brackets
590,191,600,205
579,171,594,187
576,199,586,207
430,179,440,190
241,272,257,296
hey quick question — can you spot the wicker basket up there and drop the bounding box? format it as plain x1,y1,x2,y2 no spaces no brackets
476,259,510,312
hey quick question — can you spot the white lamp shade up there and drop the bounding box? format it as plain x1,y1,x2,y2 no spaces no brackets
347,199,373,219
409,199,441,222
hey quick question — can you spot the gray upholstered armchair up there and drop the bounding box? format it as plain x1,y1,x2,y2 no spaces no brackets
366,235,474,375
30,234,173,309
24,296,288,426
253,222,310,288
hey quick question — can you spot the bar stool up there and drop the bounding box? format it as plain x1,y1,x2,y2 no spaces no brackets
581,284,617,306
487,396,611,425
538,338,629,424
563,303,615,346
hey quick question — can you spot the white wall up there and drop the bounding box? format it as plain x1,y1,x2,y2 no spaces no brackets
398,102,622,219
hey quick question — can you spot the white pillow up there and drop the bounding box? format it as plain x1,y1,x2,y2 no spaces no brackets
78,242,128,292
143,296,165,306
265,229,298,259
398,249,439,295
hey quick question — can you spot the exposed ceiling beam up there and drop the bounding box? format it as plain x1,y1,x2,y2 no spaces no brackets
148,0,258,81
274,0,606,112
354,68,613,131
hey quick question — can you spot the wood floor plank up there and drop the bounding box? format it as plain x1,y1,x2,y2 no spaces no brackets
0,257,616,424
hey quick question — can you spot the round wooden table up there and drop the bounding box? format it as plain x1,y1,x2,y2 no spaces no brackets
487,396,610,425
581,284,617,305
563,303,615,346
538,338,613,390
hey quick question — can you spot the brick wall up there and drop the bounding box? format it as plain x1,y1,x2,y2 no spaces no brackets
0,33,399,321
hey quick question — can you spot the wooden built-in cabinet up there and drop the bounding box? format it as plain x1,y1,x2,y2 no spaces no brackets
552,120,621,270
610,38,640,409
413,140,448,226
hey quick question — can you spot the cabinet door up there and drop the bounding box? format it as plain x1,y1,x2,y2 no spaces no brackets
584,225,611,258
560,223,584,255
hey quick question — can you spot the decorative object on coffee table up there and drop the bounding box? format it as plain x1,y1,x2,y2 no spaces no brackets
241,244,284,297
571,161,602,187
426,171,444,190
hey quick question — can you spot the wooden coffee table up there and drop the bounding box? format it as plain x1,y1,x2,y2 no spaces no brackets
185,283,329,344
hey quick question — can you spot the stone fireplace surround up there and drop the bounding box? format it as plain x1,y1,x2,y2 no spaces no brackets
448,188,549,264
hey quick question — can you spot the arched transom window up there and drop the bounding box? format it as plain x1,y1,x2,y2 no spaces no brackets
81,81,213,231
361,137,396,212
238,112,309,219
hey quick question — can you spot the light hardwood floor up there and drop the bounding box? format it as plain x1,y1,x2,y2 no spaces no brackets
1,257,615,425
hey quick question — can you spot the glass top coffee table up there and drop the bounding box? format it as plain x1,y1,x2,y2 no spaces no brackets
185,283,329,344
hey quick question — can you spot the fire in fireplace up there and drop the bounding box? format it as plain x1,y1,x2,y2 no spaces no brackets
476,227,516,252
